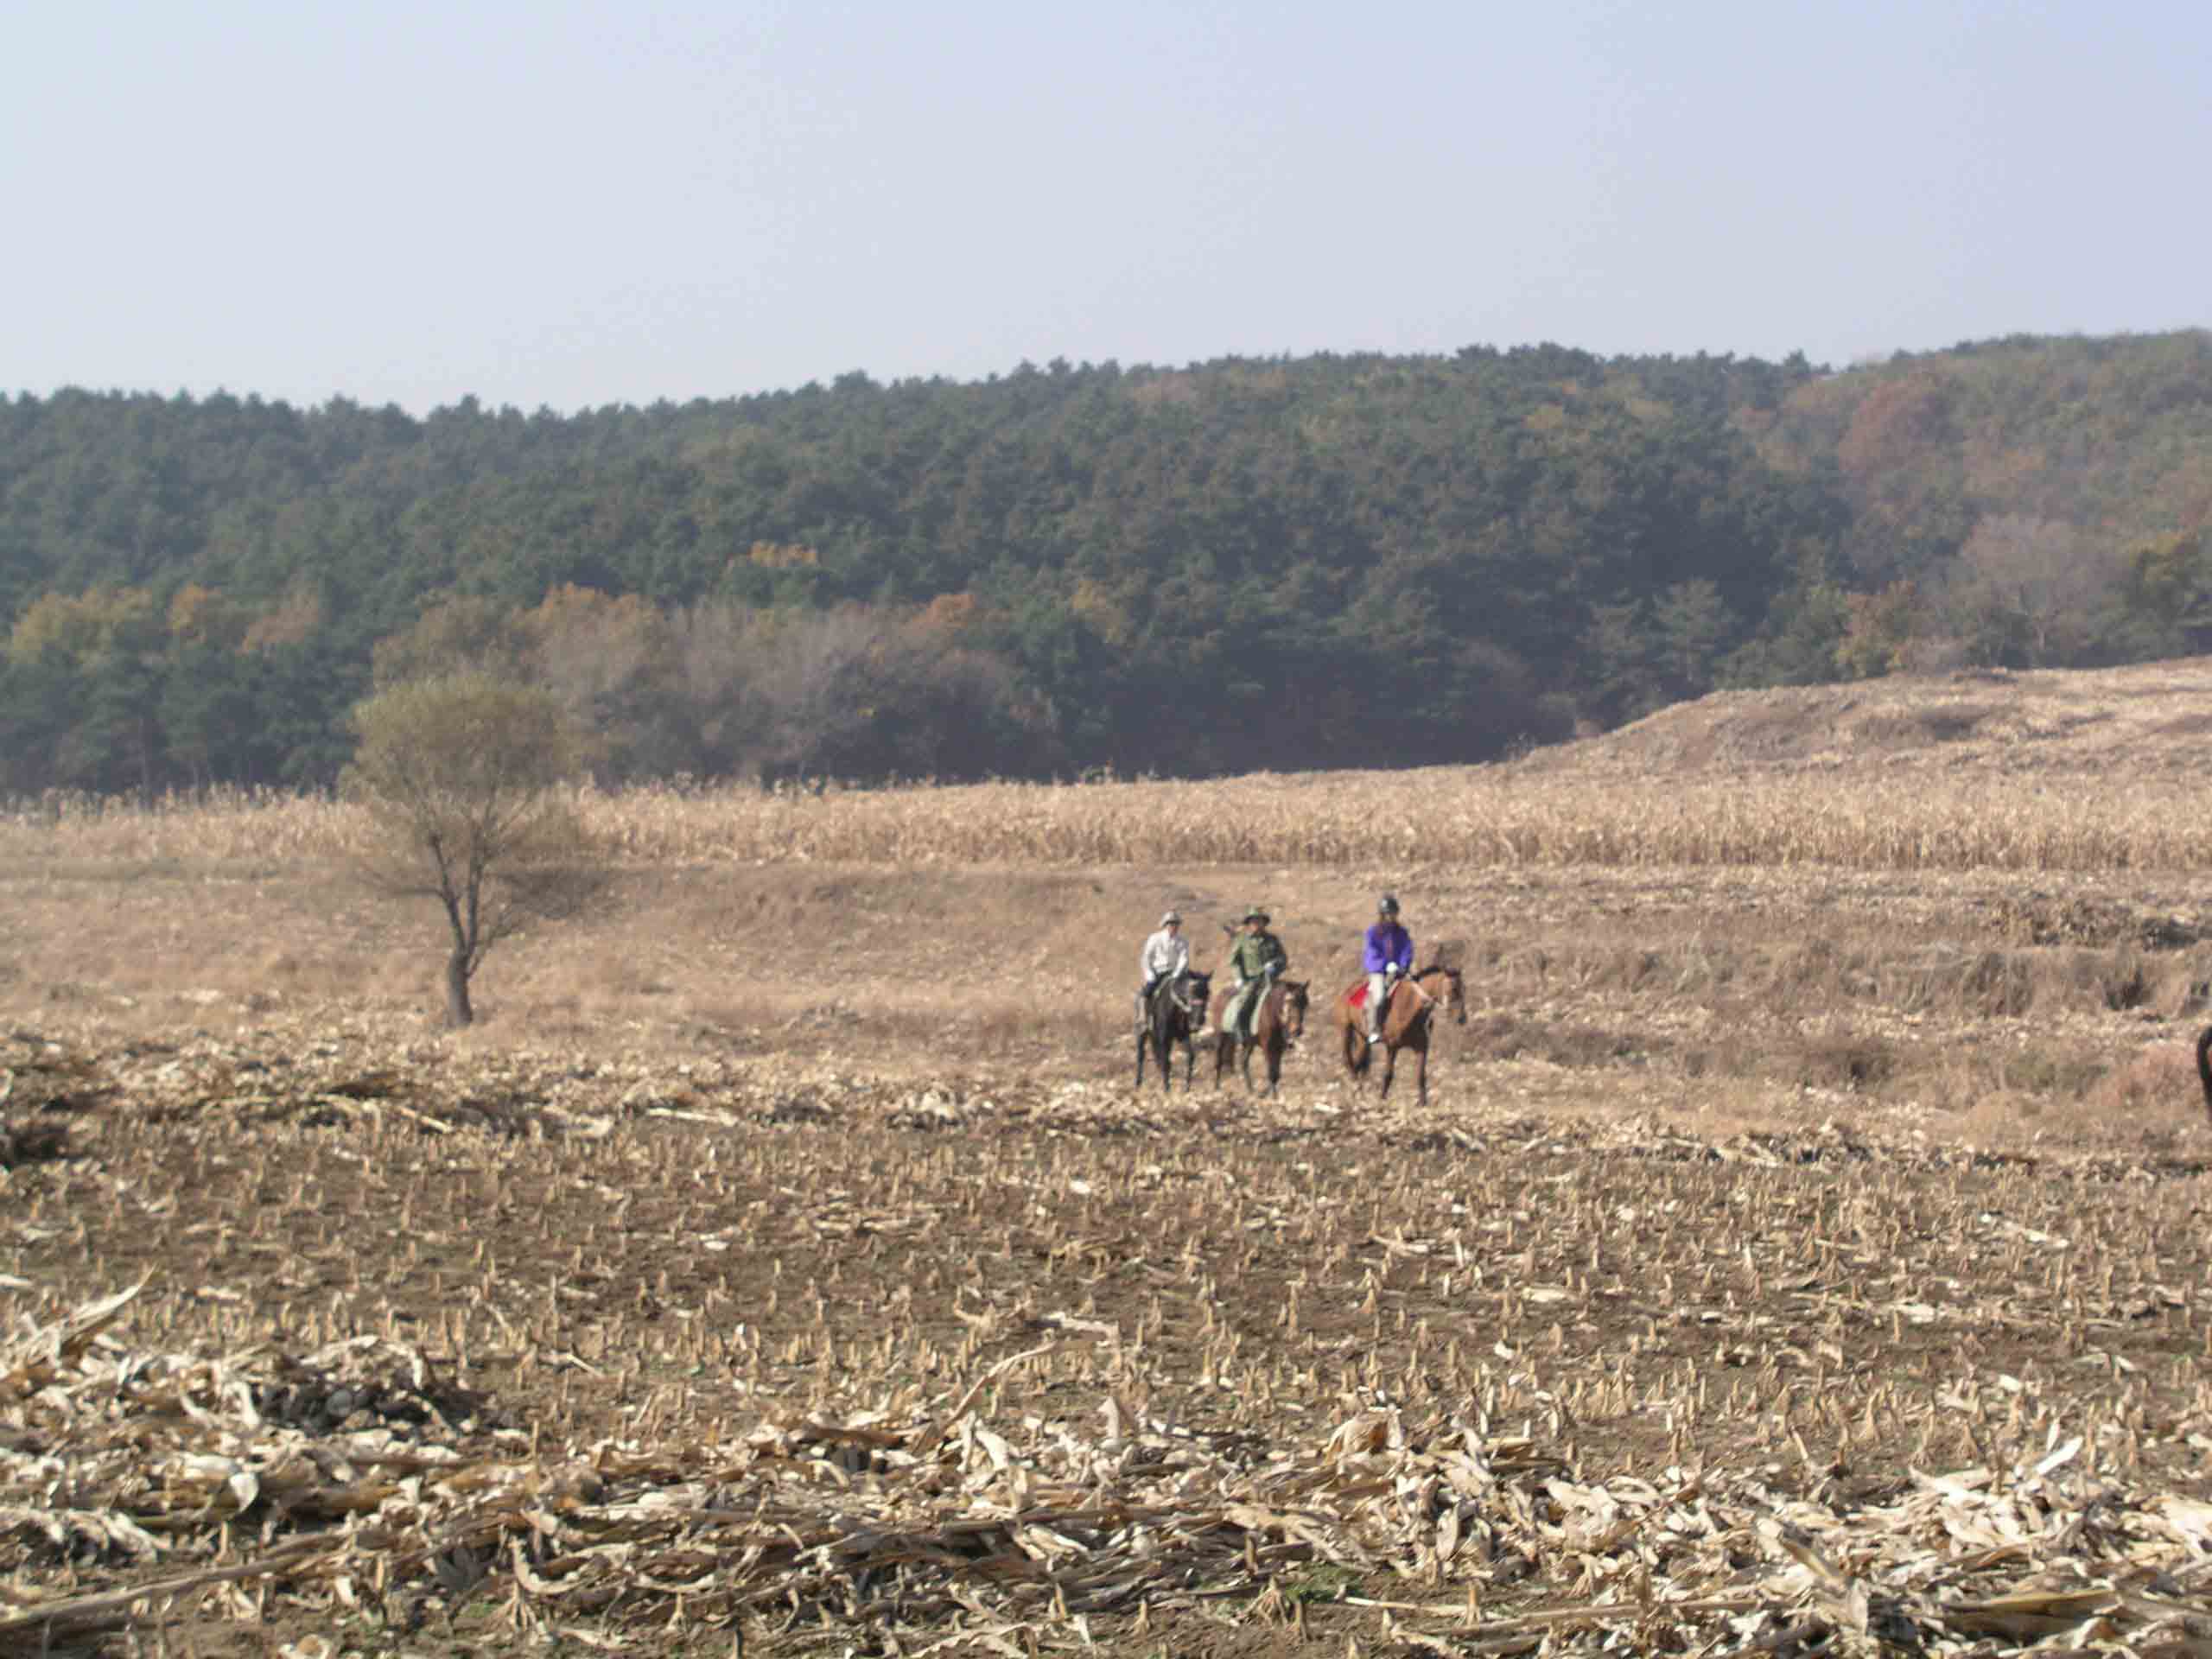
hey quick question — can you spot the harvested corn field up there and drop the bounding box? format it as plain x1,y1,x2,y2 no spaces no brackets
4,664,2212,1656
13,658,2212,875
3,1025,2211,1658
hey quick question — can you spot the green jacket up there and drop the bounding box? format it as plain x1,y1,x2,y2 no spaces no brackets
1223,928,1287,985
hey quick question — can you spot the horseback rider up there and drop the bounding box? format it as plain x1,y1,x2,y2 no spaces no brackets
1136,910,1190,1031
1220,906,1288,1042
1363,893,1414,1045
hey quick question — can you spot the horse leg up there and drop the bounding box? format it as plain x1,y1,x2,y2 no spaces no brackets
1415,1038,1428,1108
1135,1021,1148,1090
1378,1041,1396,1100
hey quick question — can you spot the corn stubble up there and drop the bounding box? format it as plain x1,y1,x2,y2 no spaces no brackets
3,1020,2210,1656
10,763,2212,870
8,677,2212,1653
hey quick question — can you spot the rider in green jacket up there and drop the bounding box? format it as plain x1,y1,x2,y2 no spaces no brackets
1219,906,1288,1039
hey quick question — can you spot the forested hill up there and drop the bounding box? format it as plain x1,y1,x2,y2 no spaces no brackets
2,330,2207,797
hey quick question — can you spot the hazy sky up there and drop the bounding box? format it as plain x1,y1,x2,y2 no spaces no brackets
7,0,2206,413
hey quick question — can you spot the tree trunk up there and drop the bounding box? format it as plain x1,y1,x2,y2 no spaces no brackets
444,949,474,1027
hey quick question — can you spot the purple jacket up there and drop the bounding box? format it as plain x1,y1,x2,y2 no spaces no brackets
1363,922,1413,975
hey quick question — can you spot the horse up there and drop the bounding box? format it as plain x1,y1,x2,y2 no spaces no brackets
1338,962,1466,1106
2196,1025,2212,1130
1135,969,1211,1094
1209,976,1309,1096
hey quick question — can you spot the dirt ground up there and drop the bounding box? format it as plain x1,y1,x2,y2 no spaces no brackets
4,839,2212,1657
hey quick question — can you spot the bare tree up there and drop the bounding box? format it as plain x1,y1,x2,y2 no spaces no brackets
1946,514,2121,665
370,594,537,690
664,597,1043,785
341,672,603,1027
525,585,678,781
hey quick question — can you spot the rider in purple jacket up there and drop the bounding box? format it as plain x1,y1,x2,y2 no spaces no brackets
1362,894,1413,1043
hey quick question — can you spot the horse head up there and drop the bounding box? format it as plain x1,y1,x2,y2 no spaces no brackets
1179,969,1212,1013
1422,963,1468,1026
1278,979,1309,1039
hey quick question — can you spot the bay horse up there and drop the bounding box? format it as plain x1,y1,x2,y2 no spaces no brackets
1135,969,1211,1094
1209,976,1309,1096
1338,963,1466,1106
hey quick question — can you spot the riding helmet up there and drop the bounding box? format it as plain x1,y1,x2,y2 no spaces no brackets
1378,893,1400,916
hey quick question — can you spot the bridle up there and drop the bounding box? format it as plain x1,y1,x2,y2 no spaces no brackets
1392,967,1461,1024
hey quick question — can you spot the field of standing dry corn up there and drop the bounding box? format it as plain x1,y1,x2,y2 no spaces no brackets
4,659,2212,1658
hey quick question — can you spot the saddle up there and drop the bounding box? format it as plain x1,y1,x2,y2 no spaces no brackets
1347,979,1395,1011
1219,979,1262,1038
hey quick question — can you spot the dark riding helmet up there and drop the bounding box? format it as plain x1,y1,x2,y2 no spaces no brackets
1377,893,1400,916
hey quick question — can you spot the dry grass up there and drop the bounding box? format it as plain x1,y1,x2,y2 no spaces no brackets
14,765,2212,871
16,656,2212,873
7,855,2212,1154
6,660,2212,1655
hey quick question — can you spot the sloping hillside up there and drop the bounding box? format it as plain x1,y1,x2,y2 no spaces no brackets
1516,657,2212,779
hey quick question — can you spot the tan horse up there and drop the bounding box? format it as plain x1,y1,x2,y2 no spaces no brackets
1209,977,1309,1096
1338,963,1465,1106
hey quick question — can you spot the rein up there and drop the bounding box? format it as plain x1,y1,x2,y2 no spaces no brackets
1389,969,1458,1025
1258,979,1303,1037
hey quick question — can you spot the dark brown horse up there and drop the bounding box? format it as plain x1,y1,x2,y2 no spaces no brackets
1338,963,1465,1106
2196,1026,2212,1129
1210,976,1308,1096
1135,970,1211,1094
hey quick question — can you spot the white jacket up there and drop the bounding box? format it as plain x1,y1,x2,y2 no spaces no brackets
1139,927,1190,982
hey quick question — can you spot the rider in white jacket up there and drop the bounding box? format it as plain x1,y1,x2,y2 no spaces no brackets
1135,911,1190,1030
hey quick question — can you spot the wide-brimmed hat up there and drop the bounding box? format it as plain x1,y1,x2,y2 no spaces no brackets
1160,909,1182,925
1243,906,1271,924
